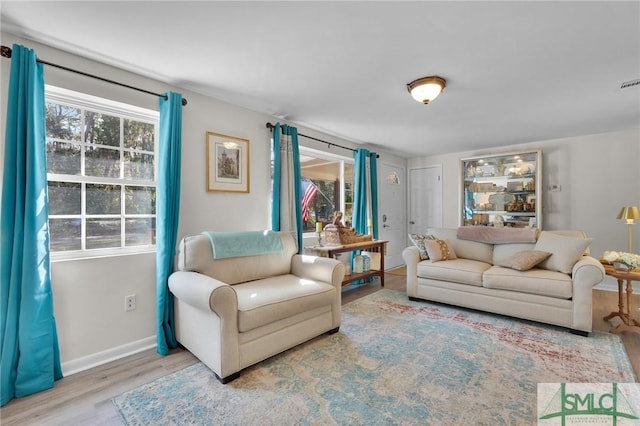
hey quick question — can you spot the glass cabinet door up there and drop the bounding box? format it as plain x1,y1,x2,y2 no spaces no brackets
461,150,542,228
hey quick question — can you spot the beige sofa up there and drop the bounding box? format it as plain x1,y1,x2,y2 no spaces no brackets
402,228,605,335
168,231,345,383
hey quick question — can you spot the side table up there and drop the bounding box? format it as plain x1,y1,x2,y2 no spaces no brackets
305,240,387,287
602,264,640,334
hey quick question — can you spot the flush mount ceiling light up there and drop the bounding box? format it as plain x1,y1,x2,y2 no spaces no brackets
407,76,447,104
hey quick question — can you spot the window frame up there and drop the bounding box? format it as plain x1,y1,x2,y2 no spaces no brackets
45,85,159,261
298,146,354,235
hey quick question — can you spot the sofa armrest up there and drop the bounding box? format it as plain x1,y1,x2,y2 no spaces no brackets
168,271,238,317
402,246,421,297
291,254,346,290
572,256,606,289
571,256,605,332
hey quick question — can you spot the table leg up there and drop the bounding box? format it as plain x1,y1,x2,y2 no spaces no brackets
379,247,385,287
603,279,625,323
609,279,640,334
626,279,640,327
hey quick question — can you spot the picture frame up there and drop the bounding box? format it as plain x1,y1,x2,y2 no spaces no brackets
206,131,250,193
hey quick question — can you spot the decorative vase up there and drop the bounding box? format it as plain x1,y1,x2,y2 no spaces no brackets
362,254,371,272
354,255,363,273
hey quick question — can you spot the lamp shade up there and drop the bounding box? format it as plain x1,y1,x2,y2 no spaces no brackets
617,206,640,222
407,76,446,104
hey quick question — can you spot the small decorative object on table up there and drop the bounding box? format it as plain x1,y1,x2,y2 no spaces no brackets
600,250,640,272
316,222,323,246
324,211,372,245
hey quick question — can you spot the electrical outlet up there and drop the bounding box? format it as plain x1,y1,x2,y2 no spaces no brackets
125,295,136,312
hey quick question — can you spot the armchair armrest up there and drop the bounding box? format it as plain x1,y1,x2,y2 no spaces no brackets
291,254,345,289
168,271,238,317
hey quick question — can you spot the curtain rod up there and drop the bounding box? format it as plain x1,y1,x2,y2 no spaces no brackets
265,122,379,158
1,45,188,106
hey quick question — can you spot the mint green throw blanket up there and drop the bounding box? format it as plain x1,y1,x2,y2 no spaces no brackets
202,230,284,259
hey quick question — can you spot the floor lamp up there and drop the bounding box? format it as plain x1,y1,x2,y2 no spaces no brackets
617,206,640,253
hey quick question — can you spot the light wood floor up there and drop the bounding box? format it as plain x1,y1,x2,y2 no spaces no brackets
1,271,638,425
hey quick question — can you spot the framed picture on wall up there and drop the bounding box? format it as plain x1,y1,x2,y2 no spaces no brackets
206,131,250,193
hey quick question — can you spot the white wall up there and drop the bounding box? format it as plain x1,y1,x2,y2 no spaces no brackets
408,128,640,282
0,33,404,373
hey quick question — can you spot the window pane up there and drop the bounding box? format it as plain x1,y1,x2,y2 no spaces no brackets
301,157,340,232
85,111,120,147
125,218,155,246
85,147,120,178
87,184,121,215
49,218,81,251
48,181,81,215
124,152,154,180
45,86,158,255
47,141,81,175
46,103,81,141
125,186,155,214
86,219,121,249
124,119,154,151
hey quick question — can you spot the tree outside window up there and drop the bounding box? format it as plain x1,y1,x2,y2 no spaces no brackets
45,86,158,258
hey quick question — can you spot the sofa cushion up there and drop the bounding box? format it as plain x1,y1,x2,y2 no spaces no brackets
492,242,536,265
425,239,458,262
534,231,593,274
234,275,336,333
483,266,573,299
495,250,552,271
417,258,491,287
408,233,435,260
547,230,590,255
427,228,493,264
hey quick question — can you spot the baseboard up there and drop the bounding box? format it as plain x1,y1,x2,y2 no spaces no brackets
61,335,156,376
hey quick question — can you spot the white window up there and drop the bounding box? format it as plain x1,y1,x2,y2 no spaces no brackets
299,147,354,233
45,86,159,259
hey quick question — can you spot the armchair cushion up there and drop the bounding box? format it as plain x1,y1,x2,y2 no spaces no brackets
234,275,336,332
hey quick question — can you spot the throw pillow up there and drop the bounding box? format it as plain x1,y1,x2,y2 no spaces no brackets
425,239,458,262
408,234,435,260
495,250,552,271
534,231,593,274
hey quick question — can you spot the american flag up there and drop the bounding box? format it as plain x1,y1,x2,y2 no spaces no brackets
301,179,318,221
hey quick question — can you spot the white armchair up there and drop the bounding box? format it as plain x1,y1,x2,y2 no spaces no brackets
168,231,345,383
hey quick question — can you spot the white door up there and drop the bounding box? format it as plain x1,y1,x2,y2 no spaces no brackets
409,165,443,235
379,162,406,269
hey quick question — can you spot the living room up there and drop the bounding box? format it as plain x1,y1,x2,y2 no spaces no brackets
1,1,639,424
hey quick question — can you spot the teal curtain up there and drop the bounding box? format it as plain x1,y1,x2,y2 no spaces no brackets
353,149,379,236
1,44,63,406
352,149,379,282
156,92,182,356
271,123,303,252
369,152,379,239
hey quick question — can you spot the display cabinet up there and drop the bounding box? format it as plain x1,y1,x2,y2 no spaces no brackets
461,150,542,228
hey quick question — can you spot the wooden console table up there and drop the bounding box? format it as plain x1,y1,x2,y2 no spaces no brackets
602,264,640,334
305,240,387,287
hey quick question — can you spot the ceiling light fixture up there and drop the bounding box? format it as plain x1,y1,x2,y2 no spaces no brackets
407,76,447,104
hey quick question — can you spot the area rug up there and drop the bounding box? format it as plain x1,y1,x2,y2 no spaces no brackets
113,289,636,425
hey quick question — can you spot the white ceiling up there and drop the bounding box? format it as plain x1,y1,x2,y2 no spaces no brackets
2,1,639,158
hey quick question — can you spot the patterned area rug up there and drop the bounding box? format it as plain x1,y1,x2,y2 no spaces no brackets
113,289,636,425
